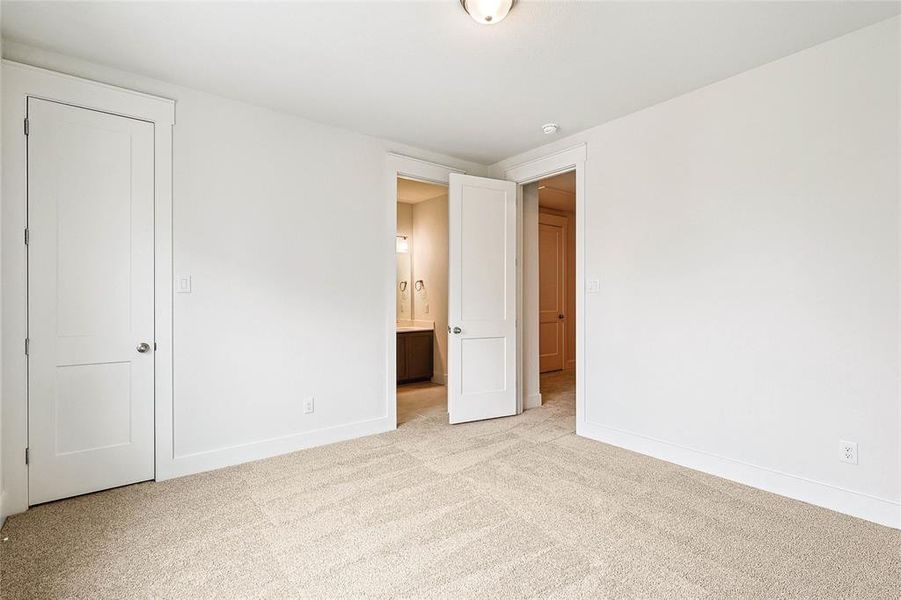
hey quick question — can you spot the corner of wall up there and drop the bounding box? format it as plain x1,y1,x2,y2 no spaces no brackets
525,393,542,409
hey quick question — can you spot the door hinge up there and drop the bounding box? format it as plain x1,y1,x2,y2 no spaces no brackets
24,338,29,356
24,228,29,246
25,448,30,465
24,117,29,136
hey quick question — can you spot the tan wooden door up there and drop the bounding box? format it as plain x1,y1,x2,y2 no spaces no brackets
538,212,567,373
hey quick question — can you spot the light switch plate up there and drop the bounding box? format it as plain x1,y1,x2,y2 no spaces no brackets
176,276,192,294
587,279,600,294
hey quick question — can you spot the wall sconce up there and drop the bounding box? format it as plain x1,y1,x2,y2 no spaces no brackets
396,236,409,253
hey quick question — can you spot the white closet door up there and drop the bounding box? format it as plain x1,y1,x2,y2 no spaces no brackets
28,98,155,504
448,174,517,424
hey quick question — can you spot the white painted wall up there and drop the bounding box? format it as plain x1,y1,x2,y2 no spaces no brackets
1,41,485,509
495,17,901,528
411,194,449,383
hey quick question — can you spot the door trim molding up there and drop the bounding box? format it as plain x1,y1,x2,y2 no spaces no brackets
1,61,175,519
384,154,464,427
504,144,587,433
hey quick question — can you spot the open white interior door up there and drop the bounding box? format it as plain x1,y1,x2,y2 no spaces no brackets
448,174,517,424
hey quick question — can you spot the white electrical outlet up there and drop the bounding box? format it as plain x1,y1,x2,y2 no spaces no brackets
839,440,858,465
304,397,315,415
587,279,600,294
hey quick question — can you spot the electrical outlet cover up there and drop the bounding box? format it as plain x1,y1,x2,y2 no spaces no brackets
839,440,858,465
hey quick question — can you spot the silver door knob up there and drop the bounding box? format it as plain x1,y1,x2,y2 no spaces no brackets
452,327,462,334
136,342,151,353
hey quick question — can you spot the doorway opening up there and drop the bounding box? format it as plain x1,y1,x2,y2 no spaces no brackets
395,176,449,425
531,170,577,413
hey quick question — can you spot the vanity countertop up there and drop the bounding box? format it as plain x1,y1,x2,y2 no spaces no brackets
396,326,433,333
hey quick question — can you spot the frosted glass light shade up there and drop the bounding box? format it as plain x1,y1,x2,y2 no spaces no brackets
461,0,515,25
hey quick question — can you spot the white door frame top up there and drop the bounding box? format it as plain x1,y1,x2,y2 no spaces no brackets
384,154,463,426
504,144,587,434
1,61,175,519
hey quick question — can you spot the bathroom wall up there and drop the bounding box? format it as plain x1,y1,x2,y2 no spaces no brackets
411,195,449,384
396,202,413,321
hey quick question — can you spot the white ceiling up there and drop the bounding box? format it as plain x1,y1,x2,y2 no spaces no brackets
3,2,899,164
397,177,447,204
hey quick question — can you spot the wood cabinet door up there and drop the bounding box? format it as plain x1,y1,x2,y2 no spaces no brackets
405,332,433,381
396,334,407,380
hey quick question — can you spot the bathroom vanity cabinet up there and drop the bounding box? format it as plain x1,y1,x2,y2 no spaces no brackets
397,329,433,384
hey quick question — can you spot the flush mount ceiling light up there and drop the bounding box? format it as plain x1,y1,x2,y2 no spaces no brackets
542,123,560,135
460,0,516,25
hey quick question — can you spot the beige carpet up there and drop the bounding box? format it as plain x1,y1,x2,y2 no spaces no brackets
2,371,899,599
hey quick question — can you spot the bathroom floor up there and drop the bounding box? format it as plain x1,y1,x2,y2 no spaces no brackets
397,381,446,425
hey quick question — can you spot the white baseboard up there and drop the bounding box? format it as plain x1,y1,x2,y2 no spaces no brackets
577,420,900,530
156,416,393,481
525,393,542,409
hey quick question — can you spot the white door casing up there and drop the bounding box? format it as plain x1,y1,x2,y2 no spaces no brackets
27,98,156,504
448,174,517,424
538,212,567,372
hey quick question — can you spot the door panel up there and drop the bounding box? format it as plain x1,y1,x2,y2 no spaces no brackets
448,174,517,424
538,212,567,372
28,98,155,505
460,186,507,321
